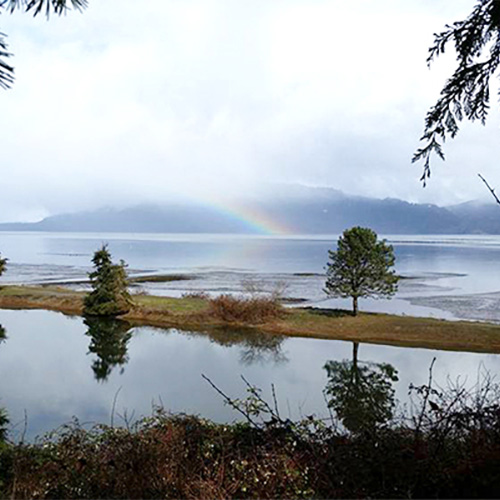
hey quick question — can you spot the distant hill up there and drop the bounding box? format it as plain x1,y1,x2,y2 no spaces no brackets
1,186,499,234
446,200,500,234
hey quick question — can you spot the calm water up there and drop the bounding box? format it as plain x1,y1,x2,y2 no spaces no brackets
0,308,498,441
0,232,499,439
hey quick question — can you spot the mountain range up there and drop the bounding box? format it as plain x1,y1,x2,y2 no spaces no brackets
1,186,499,234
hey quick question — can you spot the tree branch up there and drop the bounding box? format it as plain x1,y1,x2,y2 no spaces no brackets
0,32,14,89
3,0,88,17
414,0,500,183
478,173,500,205
201,374,258,427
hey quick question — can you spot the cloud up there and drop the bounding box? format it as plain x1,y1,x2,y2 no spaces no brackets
0,0,496,220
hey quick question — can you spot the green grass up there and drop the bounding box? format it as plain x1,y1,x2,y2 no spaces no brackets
133,294,208,314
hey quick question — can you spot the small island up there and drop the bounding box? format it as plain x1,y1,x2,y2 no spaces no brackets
1,283,499,354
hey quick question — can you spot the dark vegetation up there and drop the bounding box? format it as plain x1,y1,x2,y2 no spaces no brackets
2,362,500,498
181,291,210,299
130,274,194,284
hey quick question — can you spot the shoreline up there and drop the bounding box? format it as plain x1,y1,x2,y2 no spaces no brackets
1,285,500,354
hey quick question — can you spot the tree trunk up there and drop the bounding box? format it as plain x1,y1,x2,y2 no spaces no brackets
352,342,359,372
352,296,358,316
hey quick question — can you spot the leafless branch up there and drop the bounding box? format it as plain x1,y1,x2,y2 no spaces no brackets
415,357,436,435
272,383,280,420
110,386,122,428
202,374,258,427
478,173,500,205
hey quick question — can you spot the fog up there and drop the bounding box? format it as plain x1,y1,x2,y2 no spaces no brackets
0,0,498,222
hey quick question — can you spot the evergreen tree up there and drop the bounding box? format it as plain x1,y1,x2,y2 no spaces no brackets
83,245,131,317
414,0,500,184
325,227,398,316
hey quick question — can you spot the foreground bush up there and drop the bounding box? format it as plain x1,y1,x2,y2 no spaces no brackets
208,294,285,324
5,414,313,499
4,372,500,499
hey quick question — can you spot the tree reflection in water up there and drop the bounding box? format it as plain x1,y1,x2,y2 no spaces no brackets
84,317,133,382
238,332,287,365
186,327,288,365
324,341,398,434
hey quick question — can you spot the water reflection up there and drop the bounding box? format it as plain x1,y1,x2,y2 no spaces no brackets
84,317,133,382
1,308,499,441
84,318,287,383
324,342,398,433
0,324,6,344
185,326,288,365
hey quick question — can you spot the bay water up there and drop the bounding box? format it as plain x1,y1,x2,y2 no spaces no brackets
0,232,499,439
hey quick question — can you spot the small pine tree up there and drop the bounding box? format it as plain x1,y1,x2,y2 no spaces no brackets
325,227,398,316
83,245,131,317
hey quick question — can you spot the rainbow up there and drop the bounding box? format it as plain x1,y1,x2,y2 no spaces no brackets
224,202,291,235
202,198,292,235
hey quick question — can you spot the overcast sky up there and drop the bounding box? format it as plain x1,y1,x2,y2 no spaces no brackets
1,0,499,221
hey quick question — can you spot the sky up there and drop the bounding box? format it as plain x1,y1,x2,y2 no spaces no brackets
1,0,500,222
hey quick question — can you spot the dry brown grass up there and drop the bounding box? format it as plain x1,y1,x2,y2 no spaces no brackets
208,294,285,324
266,307,500,353
0,286,84,315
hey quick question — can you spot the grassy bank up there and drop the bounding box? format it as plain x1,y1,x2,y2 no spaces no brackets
1,285,500,353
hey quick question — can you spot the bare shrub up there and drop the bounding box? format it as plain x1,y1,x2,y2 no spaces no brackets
241,277,290,301
270,280,290,301
208,294,285,324
241,277,266,296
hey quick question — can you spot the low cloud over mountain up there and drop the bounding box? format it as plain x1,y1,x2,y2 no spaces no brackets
1,186,498,235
